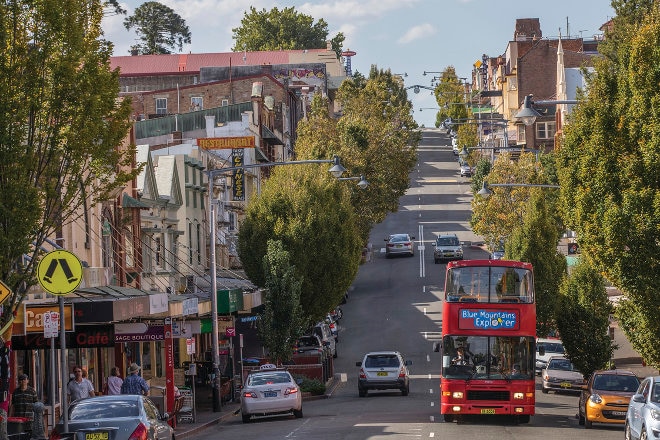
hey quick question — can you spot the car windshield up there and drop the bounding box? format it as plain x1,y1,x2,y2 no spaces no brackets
248,372,292,386
364,355,400,368
592,374,640,392
390,235,409,243
547,359,577,371
70,399,139,419
539,342,564,353
437,237,459,246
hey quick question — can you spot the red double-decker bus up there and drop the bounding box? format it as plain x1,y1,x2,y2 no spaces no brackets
438,259,536,423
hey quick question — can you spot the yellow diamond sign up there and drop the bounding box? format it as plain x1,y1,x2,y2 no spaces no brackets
37,250,83,295
0,280,11,305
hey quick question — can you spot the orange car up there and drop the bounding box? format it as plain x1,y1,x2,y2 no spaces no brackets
578,369,640,428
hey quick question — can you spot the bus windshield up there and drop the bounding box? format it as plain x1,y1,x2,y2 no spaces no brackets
445,265,534,303
441,335,535,380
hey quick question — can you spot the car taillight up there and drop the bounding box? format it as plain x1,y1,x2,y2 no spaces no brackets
284,387,299,396
359,368,366,379
243,391,258,398
49,429,61,440
399,367,406,378
387,243,394,247
128,422,148,440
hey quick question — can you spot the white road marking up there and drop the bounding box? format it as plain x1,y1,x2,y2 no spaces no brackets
430,416,435,423
429,388,433,394
426,354,430,362
429,433,435,437
430,401,435,407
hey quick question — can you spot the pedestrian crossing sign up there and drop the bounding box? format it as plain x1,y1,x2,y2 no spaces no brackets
37,250,83,295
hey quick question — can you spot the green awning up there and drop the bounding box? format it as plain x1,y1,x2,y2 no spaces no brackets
122,193,149,209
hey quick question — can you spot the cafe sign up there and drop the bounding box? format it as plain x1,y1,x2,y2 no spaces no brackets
24,304,74,333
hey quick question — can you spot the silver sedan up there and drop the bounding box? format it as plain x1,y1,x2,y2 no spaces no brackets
384,234,415,258
240,365,303,423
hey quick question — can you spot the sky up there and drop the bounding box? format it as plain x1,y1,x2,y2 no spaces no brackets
101,0,616,127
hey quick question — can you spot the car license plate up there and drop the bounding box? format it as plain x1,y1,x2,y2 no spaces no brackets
612,411,627,416
85,433,108,440
560,382,571,388
480,409,495,414
395,244,402,248
377,372,388,376
263,391,277,398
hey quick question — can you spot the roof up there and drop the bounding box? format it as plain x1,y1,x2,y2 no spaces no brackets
110,49,331,76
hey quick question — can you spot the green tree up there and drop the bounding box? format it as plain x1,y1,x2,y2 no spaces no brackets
296,68,419,242
258,240,305,365
232,6,344,58
433,66,469,127
556,1,660,368
506,191,566,337
237,165,362,323
123,1,191,55
103,0,126,16
555,259,615,377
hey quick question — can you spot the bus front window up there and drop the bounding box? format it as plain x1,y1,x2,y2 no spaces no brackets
442,336,534,380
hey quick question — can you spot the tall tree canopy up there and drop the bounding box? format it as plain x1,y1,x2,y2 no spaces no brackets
232,6,344,58
295,68,419,242
556,0,660,368
434,66,470,125
0,0,136,333
123,1,191,55
238,166,362,323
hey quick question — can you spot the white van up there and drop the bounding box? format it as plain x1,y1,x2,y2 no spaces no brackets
313,322,337,358
536,338,565,375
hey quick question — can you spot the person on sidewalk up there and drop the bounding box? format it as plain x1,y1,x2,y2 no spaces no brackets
9,374,38,432
121,363,149,396
105,367,123,395
67,366,95,403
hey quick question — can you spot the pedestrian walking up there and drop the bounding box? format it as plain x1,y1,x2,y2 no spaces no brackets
121,363,149,396
9,374,38,432
105,366,123,395
67,366,95,403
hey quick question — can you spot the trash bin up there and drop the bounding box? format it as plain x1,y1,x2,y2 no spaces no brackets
149,385,167,415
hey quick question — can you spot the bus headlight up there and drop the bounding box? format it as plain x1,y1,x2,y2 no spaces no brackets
452,391,464,399
513,392,524,399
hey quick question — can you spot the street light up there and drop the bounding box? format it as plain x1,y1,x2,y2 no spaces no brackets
338,175,369,189
514,94,579,126
477,181,560,198
206,155,347,411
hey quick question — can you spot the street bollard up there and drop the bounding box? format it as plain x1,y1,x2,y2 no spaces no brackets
31,402,46,440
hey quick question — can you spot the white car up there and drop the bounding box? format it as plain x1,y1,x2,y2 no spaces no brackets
240,365,303,423
356,351,412,397
536,338,565,375
541,356,585,394
625,375,660,440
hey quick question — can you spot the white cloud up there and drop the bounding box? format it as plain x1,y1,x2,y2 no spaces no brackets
397,23,436,44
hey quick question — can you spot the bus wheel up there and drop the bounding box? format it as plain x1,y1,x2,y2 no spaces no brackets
443,414,453,423
517,415,530,424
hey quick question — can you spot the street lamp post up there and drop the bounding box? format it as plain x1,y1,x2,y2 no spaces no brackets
514,94,578,126
206,155,347,412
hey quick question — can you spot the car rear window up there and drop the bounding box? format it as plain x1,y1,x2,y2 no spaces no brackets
70,400,139,419
365,355,400,368
248,372,291,386
539,342,564,353
390,235,408,243
593,374,640,392
297,337,319,347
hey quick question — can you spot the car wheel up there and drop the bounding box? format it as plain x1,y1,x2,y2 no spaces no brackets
358,388,367,397
584,410,592,429
333,349,338,359
624,422,632,440
242,413,251,423
401,384,409,396
434,258,439,264
641,427,648,440
578,410,585,425
541,387,549,394
443,414,453,423
293,408,303,419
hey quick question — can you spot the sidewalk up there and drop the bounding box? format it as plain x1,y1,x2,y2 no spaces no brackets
173,377,342,440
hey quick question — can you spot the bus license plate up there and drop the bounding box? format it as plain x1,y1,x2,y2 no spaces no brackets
86,433,108,440
480,409,495,414
377,372,388,376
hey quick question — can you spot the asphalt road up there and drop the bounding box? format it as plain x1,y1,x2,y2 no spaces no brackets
189,128,626,439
